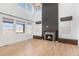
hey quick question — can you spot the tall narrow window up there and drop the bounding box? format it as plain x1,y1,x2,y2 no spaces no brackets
3,17,14,34
16,21,25,33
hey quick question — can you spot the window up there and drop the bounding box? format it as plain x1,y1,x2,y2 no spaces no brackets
16,21,25,33
3,17,14,34
18,3,26,8
18,3,32,11
26,4,32,11
26,23,32,34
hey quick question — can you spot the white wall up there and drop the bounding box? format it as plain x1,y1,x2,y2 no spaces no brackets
72,4,79,45
0,3,33,46
33,9,42,36
59,3,79,41
33,9,42,21
33,23,42,36
59,3,75,39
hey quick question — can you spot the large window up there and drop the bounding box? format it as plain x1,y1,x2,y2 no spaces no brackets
18,3,32,11
3,18,14,34
2,17,32,34
18,3,32,15
16,21,25,33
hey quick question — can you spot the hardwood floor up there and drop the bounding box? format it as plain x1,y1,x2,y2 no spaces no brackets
0,39,79,56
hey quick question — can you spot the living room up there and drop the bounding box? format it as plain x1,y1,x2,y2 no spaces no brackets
0,3,79,56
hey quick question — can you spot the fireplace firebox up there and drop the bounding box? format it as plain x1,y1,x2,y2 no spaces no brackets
44,32,56,41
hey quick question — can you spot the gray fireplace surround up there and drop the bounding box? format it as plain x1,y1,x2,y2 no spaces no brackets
44,32,56,41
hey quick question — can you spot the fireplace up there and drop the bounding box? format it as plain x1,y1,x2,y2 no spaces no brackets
44,32,56,41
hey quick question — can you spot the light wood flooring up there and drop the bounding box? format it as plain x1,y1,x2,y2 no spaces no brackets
0,39,79,56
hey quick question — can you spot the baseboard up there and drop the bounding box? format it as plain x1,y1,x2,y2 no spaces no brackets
33,35,43,39
58,38,78,45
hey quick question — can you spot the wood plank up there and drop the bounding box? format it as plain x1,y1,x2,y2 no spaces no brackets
0,39,79,56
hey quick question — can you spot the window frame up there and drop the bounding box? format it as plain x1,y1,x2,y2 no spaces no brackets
16,22,25,34
2,17,14,34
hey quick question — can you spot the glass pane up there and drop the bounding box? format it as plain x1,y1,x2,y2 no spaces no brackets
3,22,13,34
16,24,24,33
18,3,26,8
26,4,32,11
